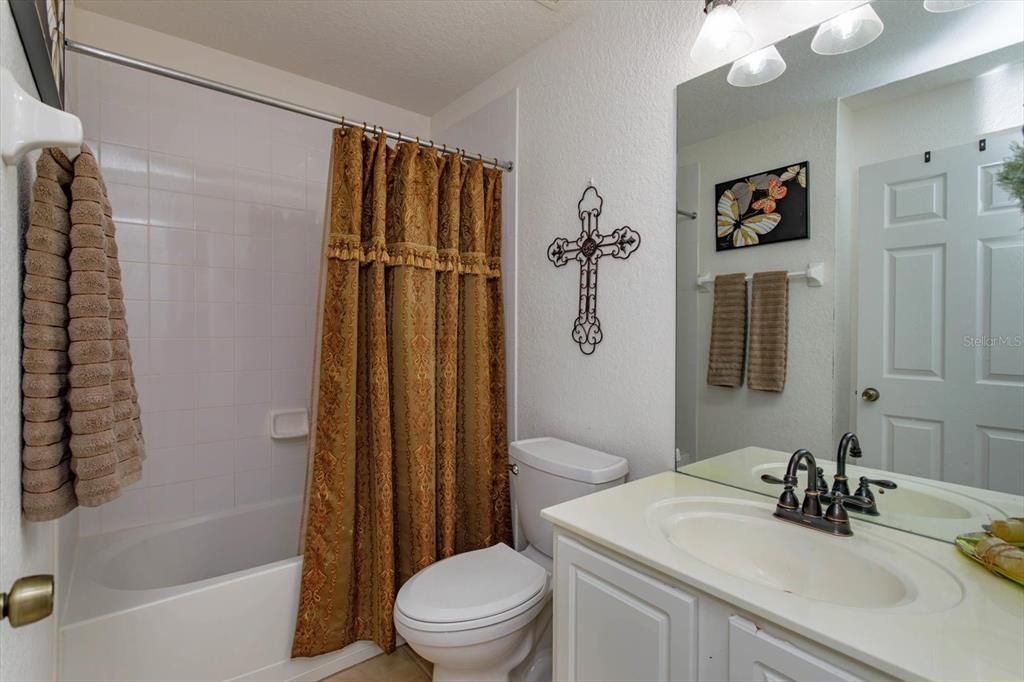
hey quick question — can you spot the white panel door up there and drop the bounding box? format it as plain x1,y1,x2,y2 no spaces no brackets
555,535,697,682
857,131,1024,492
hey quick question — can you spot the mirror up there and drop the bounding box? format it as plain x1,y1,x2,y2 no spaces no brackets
674,0,1024,542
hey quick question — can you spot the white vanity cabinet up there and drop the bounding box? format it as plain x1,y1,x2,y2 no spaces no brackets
553,532,890,682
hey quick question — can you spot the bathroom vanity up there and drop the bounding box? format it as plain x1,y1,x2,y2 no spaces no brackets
543,474,1024,682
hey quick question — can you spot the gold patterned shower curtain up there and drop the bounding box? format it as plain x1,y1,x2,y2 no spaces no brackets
292,128,512,658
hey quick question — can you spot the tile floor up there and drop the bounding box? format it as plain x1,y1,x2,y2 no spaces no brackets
322,645,432,682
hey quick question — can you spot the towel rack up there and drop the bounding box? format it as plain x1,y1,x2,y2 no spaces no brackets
696,262,825,293
1,68,82,166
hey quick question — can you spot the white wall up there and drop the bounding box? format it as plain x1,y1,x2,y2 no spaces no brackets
680,101,840,460
430,1,859,479
68,8,429,138
0,1,58,678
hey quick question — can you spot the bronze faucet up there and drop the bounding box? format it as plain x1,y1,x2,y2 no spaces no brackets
832,432,862,496
761,448,873,536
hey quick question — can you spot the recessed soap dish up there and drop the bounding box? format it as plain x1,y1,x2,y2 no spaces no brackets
270,409,309,440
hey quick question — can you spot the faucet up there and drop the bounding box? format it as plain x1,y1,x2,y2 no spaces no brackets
831,432,862,496
824,432,897,515
761,448,873,536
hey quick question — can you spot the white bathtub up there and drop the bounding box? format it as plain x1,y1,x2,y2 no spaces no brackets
59,497,381,681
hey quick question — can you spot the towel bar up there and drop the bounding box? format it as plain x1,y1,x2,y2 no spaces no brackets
696,262,825,293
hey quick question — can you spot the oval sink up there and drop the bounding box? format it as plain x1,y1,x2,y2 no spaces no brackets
647,497,963,613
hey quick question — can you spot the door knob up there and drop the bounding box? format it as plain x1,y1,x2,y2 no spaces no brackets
861,387,880,402
1,575,53,627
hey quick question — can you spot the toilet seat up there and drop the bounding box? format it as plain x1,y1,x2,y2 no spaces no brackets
395,543,548,634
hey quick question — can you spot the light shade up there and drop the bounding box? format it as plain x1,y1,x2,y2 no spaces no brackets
811,4,884,56
923,0,980,12
690,1,754,66
728,46,787,87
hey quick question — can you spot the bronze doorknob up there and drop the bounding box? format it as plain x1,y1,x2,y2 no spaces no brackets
1,575,53,627
861,387,880,402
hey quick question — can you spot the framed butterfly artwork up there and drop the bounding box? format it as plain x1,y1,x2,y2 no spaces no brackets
715,162,808,251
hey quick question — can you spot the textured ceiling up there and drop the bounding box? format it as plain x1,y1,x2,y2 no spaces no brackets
74,0,591,115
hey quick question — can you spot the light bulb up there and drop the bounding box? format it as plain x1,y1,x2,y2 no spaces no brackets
811,4,884,56
923,0,980,12
727,45,787,87
690,1,754,66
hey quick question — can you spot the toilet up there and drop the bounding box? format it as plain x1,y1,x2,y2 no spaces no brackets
394,437,628,682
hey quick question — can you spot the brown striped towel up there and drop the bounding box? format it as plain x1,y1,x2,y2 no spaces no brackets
22,145,145,522
707,273,747,388
748,271,789,392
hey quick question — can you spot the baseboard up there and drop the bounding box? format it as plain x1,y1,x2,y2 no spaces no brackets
228,640,383,682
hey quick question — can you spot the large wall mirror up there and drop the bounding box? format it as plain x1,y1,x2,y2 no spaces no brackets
674,0,1024,542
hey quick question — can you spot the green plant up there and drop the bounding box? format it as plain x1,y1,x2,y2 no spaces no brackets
996,140,1024,211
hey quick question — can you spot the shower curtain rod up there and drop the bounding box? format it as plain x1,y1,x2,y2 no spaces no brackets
64,39,515,172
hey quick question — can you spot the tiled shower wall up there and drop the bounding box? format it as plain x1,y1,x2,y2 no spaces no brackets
68,54,332,534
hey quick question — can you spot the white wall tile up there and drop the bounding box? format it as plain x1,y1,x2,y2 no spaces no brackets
197,338,236,372
196,372,235,409
195,406,235,444
150,301,196,338
234,437,271,473
235,302,271,338
271,304,310,338
124,300,150,339
235,468,274,506
234,371,270,405
196,301,235,338
149,227,195,265
150,152,194,193
150,189,194,229
235,404,269,439
150,264,195,301
115,223,148,263
148,373,196,412
234,338,272,372
194,475,235,514
235,168,275,204
100,143,148,187
141,446,196,487
272,271,315,305
149,339,199,375
195,267,235,302
272,461,307,498
270,141,306,179
271,370,308,409
194,161,234,199
195,441,235,479
130,338,151,377
235,202,274,239
233,236,272,270
145,410,196,450
120,262,149,300
271,175,306,210
234,269,272,304
101,102,149,149
271,336,314,372
107,183,148,224
149,107,196,158
195,196,234,233
196,232,235,268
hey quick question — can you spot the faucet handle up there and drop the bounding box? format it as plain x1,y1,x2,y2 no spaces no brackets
859,476,897,490
824,492,873,525
760,474,786,485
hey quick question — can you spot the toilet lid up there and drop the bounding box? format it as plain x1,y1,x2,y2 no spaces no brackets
395,543,547,625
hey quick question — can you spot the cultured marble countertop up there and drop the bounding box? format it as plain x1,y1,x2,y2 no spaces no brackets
541,472,1024,682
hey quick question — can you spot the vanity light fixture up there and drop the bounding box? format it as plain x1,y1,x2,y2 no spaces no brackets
811,4,884,56
727,45,787,87
923,0,980,12
690,0,754,66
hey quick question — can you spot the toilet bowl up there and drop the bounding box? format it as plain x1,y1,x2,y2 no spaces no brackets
394,437,628,681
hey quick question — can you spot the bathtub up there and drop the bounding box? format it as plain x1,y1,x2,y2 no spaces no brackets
59,497,381,681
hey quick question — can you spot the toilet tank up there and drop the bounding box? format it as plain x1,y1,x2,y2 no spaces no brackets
509,437,628,558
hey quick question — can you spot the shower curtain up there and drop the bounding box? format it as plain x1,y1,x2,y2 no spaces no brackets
292,128,512,657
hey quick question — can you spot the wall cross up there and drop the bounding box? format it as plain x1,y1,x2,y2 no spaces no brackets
547,186,641,355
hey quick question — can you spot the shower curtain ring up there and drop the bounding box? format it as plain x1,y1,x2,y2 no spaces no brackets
442,143,447,153
362,121,368,132
494,157,499,168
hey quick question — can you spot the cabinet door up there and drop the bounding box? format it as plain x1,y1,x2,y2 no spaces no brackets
728,616,865,682
555,534,697,682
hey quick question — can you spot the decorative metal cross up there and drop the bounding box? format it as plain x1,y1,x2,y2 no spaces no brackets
547,186,641,355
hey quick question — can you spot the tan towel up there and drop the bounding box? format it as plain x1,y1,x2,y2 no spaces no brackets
707,273,748,388
21,146,145,522
748,271,789,392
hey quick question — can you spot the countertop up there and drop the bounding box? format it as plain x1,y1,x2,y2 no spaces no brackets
541,472,1024,682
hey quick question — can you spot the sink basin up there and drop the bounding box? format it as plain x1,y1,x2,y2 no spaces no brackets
646,497,963,613
751,463,1003,521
